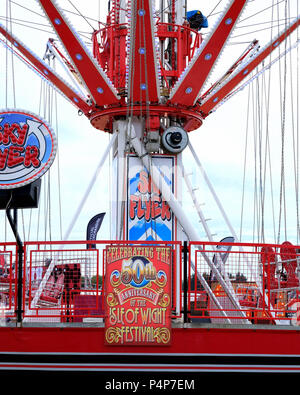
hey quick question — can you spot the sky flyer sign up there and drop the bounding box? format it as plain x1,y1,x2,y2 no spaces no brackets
104,245,172,346
0,109,57,189
127,154,175,241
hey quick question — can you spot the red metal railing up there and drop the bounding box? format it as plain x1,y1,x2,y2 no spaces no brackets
21,240,181,323
0,240,299,326
189,241,300,325
0,242,18,322
92,21,202,94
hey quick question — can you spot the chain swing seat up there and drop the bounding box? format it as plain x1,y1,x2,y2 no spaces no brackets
280,241,300,289
260,246,279,290
256,246,281,308
238,286,259,308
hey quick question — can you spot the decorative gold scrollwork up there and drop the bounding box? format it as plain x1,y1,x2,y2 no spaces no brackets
158,293,170,307
105,327,122,344
106,292,119,307
153,327,170,344
155,270,167,287
110,270,122,287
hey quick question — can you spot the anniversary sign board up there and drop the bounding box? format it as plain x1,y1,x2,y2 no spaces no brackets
0,109,57,189
105,245,172,346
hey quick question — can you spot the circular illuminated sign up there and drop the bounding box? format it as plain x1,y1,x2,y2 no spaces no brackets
0,109,57,189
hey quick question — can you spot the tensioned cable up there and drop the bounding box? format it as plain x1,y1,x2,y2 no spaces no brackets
5,0,19,243
98,0,101,25
36,79,45,241
21,208,25,243
231,21,296,39
48,168,52,242
4,1,9,242
53,59,63,240
208,0,277,19
256,73,264,243
261,68,275,243
259,63,274,245
159,0,178,19
296,0,300,242
128,0,155,241
251,81,259,243
43,84,49,242
108,1,120,240
239,0,286,24
277,0,288,244
126,0,162,242
207,0,223,18
3,4,293,45
261,69,267,243
9,0,101,25
262,0,277,243
27,208,32,241
47,80,54,243
286,0,300,243
201,20,296,41
245,0,285,244
257,61,273,245
239,84,251,243
255,77,263,243
142,0,158,241
6,1,291,39
7,1,16,107
43,172,47,242
38,76,53,243
66,0,96,31
112,1,127,240
236,17,296,30
141,0,153,240
0,16,93,40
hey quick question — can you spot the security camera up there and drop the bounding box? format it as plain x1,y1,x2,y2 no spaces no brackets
161,126,189,153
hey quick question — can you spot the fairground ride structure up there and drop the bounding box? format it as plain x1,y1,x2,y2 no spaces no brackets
1,0,300,377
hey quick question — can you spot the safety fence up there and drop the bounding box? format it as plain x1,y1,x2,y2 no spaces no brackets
0,242,17,323
188,241,300,325
0,240,299,326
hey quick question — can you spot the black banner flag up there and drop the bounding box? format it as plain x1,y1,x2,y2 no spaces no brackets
86,213,105,249
210,236,235,282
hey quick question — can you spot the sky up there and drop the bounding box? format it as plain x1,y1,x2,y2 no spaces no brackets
0,0,300,246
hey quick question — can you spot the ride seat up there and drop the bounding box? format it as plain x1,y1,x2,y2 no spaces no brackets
239,287,258,308
280,241,299,288
260,246,278,289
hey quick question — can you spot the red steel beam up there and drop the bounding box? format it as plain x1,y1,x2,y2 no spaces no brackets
168,0,247,107
0,23,91,115
127,0,160,103
200,39,259,103
198,16,300,117
38,0,120,107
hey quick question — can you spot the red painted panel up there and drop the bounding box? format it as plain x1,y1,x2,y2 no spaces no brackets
1,326,300,356
169,0,247,107
199,16,300,116
128,0,160,103
0,25,91,114
39,0,120,107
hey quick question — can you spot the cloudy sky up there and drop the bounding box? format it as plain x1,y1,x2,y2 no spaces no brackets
0,0,299,246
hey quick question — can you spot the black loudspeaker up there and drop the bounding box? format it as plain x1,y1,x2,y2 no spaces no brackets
0,179,41,210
